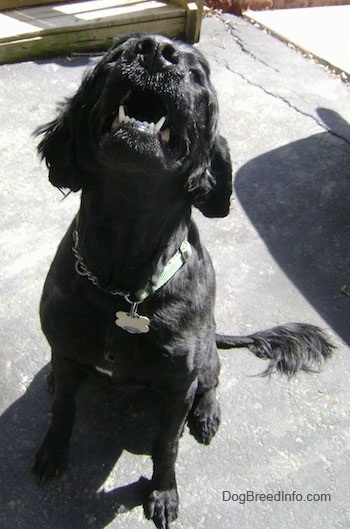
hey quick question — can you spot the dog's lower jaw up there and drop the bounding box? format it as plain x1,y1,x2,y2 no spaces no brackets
100,126,177,176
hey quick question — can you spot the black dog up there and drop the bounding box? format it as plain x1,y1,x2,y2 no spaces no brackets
33,33,333,528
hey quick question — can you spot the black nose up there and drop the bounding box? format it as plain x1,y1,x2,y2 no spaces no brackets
133,36,179,73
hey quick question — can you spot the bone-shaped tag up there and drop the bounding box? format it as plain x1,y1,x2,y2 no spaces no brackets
115,311,150,334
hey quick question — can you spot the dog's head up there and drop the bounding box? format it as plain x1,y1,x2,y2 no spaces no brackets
37,33,232,217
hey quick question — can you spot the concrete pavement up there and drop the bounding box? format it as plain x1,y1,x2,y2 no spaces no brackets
245,5,350,76
0,13,349,529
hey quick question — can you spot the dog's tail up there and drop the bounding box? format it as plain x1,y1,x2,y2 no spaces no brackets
215,323,334,377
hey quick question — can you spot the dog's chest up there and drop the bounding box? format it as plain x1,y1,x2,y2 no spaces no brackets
91,327,176,390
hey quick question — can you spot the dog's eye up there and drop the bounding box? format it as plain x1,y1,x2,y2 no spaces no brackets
189,68,203,85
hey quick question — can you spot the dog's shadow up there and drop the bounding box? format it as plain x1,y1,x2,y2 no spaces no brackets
0,364,161,529
234,107,350,344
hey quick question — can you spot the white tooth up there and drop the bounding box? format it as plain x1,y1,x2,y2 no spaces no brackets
111,116,120,130
149,122,155,132
161,128,171,143
118,105,125,123
124,115,130,124
154,116,166,133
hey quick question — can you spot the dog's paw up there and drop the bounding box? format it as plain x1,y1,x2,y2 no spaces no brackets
188,392,221,445
143,488,179,529
32,438,67,484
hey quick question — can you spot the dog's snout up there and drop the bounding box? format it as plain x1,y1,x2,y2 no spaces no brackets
134,36,179,73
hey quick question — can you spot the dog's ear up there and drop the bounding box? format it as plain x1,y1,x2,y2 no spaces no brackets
36,69,105,192
187,135,232,218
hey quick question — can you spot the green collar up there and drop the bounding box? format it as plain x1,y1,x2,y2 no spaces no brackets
73,224,192,304
133,238,192,302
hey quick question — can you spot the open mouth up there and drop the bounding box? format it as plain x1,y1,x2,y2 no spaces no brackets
109,90,171,143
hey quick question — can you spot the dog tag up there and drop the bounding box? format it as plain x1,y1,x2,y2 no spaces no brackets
115,306,150,334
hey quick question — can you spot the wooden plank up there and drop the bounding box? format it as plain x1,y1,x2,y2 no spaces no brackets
0,0,203,62
0,14,185,63
0,2,183,43
51,0,147,13
67,1,173,21
17,0,150,19
0,13,43,39
171,0,202,41
0,0,83,9
184,1,199,42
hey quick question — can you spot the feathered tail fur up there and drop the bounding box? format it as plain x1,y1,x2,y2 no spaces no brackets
216,323,334,377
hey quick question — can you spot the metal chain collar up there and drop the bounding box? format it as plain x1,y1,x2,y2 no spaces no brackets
72,224,192,303
72,227,129,297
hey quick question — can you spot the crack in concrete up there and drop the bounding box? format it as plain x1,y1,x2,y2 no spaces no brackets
223,19,282,75
219,16,350,148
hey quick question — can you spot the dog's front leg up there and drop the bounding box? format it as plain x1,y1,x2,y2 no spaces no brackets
33,352,83,483
144,380,197,529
